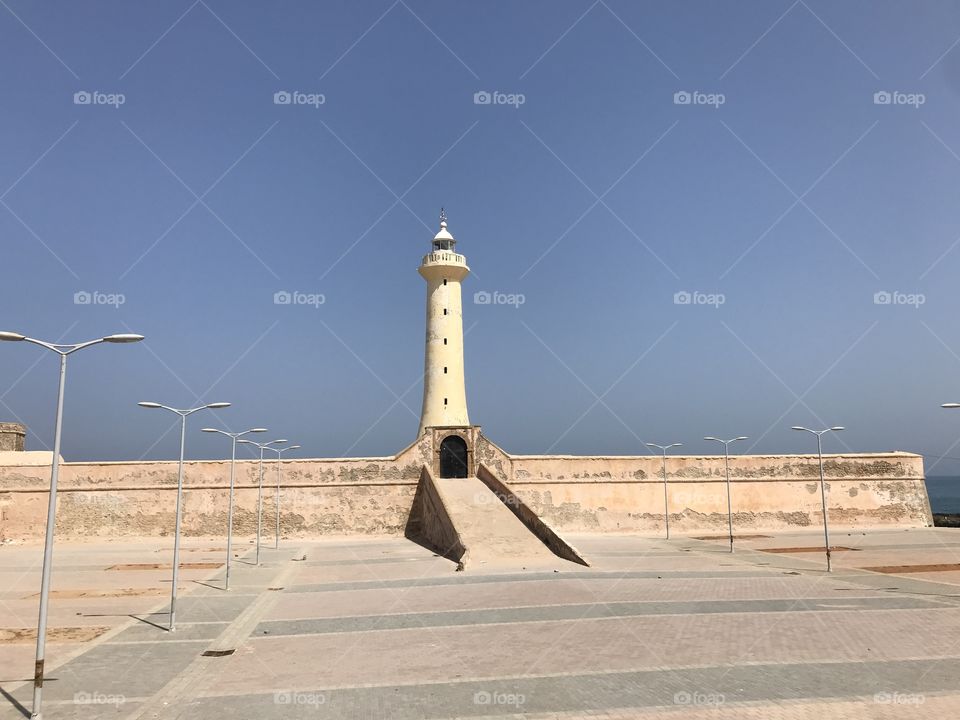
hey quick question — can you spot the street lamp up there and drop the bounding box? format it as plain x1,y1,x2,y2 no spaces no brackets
645,442,682,539
139,401,231,629
238,438,287,564
792,425,845,572
0,331,143,720
704,436,749,553
264,444,300,549
201,427,268,589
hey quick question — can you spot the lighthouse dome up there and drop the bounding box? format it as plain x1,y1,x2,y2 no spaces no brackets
432,209,456,250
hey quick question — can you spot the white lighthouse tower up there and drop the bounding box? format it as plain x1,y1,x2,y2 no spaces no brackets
418,210,470,435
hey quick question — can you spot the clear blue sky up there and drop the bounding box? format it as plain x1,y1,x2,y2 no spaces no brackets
3,1,960,470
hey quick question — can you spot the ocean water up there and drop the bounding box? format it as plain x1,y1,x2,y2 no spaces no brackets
925,477,960,514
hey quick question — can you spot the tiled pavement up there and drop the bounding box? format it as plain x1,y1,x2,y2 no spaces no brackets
2,527,960,718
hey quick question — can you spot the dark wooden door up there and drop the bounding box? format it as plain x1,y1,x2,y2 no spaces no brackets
439,436,468,478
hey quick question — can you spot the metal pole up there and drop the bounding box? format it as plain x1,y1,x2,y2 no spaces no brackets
6,332,143,720
256,448,264,566
31,352,66,720
818,433,832,572
225,435,237,590
724,445,734,553
661,452,670,540
169,413,186,631
275,454,281,549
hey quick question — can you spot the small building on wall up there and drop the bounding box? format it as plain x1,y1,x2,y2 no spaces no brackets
0,423,25,452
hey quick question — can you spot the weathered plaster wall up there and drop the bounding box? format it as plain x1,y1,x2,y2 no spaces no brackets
0,437,430,541
0,431,931,540
481,446,931,533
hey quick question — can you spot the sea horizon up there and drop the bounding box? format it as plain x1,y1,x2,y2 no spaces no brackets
925,476,960,514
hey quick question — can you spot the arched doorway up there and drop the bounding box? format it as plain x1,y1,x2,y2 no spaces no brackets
439,435,469,478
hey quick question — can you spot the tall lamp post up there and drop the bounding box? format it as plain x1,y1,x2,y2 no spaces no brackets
0,330,143,720
138,401,231,629
265,444,300,549
238,438,287,564
646,442,682,539
791,425,844,572
704,436,748,553
201,427,268,589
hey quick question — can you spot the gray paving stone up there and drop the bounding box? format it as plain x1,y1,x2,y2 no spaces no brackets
285,569,775,594
8,642,206,708
252,595,947,637
5,531,960,720
828,572,960,605
183,657,960,719
107,621,230,644
11,699,143,720
163,594,258,623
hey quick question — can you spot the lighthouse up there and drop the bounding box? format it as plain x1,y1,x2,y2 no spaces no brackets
418,210,470,435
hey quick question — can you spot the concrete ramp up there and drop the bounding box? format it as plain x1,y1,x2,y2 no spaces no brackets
406,465,586,571
476,463,588,567
404,465,466,566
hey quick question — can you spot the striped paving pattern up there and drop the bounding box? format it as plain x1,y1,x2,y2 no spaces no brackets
2,529,960,718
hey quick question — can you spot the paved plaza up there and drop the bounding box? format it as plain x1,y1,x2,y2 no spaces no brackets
2,528,960,718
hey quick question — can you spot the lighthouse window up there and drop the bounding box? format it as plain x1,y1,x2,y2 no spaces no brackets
444,398,448,406
444,338,447,345
443,309,448,315
443,279,447,285
444,367,448,374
